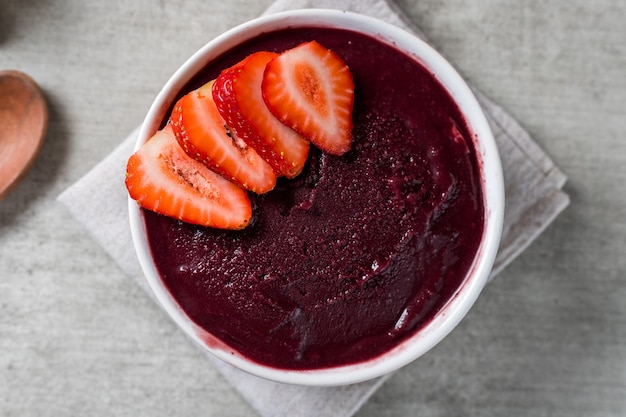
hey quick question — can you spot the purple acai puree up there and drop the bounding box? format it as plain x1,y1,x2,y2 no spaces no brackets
143,27,484,370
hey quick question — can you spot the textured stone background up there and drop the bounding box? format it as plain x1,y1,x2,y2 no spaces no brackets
1,0,625,416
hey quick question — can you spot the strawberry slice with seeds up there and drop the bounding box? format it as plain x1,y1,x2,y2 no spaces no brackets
213,51,310,178
125,125,252,230
262,41,354,156
170,80,277,194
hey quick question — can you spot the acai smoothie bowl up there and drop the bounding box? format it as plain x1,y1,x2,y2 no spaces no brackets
127,9,504,386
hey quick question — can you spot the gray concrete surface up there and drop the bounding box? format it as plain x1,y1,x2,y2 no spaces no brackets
1,0,625,416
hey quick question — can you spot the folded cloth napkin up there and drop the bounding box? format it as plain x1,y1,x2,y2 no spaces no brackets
58,0,570,416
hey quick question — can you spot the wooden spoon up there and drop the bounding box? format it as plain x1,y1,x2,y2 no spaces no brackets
0,70,48,200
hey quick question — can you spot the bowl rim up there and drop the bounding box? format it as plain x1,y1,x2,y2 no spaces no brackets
129,8,504,386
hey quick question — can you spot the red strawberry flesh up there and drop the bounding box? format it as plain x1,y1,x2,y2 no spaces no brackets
125,125,252,230
213,51,310,178
170,80,277,194
262,41,354,156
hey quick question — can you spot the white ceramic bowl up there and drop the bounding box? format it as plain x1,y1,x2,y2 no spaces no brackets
129,9,504,386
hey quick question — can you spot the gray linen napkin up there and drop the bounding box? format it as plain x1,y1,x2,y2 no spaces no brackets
57,1,570,416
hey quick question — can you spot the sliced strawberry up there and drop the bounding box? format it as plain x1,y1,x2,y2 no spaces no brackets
262,41,354,156
170,80,277,194
213,51,310,178
125,125,252,230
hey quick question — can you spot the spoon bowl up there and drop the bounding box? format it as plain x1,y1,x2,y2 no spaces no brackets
0,70,48,200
